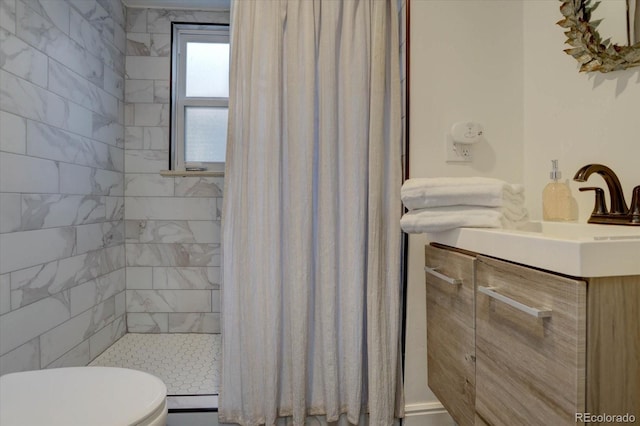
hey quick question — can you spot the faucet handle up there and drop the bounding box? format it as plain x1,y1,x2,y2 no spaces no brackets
630,186,640,224
579,187,608,215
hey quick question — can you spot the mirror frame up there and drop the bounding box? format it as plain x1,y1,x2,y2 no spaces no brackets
558,0,640,72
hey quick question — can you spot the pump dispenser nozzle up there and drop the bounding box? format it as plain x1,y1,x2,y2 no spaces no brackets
550,160,561,182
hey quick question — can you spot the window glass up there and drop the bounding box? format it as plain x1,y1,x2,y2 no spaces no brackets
171,23,229,171
185,42,230,98
184,107,228,163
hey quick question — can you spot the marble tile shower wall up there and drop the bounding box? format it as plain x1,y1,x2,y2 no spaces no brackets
124,8,229,334
0,0,127,374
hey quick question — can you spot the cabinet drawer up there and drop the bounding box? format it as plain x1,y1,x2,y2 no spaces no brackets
425,244,475,327
475,256,587,426
425,244,476,426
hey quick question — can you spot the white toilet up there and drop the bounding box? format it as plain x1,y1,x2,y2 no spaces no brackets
0,366,167,426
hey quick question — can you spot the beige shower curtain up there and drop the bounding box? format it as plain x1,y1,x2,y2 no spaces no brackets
634,0,640,44
220,1,403,425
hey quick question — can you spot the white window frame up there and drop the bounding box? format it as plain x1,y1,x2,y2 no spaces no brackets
170,23,229,172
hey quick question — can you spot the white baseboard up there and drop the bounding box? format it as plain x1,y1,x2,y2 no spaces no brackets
403,402,455,426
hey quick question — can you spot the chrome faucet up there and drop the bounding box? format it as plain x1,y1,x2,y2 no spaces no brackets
573,164,639,226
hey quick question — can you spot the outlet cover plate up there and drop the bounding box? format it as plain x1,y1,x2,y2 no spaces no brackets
446,134,473,162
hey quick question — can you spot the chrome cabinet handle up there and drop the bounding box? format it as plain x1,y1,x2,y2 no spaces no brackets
424,266,462,285
478,286,552,319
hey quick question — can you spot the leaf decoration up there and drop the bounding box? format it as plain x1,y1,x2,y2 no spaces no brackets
558,0,640,72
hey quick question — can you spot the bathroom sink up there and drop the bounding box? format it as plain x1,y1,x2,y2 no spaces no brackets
515,221,640,240
426,221,640,277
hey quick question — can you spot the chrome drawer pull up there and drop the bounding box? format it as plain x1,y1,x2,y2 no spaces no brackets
424,266,462,285
478,286,552,319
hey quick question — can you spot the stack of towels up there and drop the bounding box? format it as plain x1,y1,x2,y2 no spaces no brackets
400,177,528,233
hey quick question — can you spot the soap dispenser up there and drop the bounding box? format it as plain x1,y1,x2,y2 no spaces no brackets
542,160,577,221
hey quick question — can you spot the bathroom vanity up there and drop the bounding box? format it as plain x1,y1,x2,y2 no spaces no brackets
424,222,640,426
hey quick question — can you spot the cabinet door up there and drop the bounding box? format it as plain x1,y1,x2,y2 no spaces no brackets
425,245,476,426
475,256,587,426
586,275,640,418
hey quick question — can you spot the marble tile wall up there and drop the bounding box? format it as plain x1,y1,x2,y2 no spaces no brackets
0,0,126,375
123,8,228,334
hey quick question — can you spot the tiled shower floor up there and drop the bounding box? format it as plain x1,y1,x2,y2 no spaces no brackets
90,333,221,410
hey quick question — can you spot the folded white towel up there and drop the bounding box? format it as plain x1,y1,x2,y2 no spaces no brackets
401,177,524,210
501,201,529,223
400,205,529,234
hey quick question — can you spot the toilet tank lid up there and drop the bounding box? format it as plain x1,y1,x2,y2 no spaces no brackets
0,367,167,426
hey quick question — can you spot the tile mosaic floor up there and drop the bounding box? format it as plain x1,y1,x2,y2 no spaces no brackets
90,333,221,397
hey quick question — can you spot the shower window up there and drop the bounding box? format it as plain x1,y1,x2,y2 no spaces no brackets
170,23,230,172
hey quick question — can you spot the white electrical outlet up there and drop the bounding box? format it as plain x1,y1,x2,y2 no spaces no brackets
446,134,473,162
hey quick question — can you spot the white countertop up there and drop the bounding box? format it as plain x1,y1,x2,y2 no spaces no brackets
425,221,640,278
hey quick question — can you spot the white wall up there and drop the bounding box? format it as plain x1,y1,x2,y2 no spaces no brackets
407,0,640,423
523,1,640,221
405,1,523,423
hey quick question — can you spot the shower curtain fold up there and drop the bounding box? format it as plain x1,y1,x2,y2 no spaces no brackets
635,0,640,44
220,1,403,425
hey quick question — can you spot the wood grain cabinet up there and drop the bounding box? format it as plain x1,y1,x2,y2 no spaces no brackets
424,245,476,426
475,256,587,425
425,244,640,426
